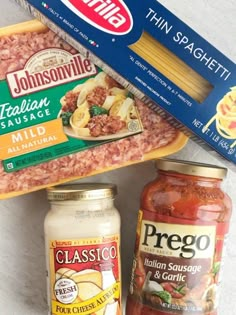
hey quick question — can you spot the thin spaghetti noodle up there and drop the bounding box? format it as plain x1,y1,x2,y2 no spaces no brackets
129,32,213,103
203,87,236,147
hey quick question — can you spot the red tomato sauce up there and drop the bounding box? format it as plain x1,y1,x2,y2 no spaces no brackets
126,159,232,315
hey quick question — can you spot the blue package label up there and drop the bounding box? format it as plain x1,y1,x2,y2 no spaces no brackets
15,0,236,165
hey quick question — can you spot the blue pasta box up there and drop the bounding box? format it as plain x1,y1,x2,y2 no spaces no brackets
14,0,236,169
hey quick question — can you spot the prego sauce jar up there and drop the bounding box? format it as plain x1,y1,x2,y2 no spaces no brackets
45,183,122,315
126,159,232,315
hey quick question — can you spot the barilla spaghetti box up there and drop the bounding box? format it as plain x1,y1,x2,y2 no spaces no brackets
0,20,187,199
14,0,236,169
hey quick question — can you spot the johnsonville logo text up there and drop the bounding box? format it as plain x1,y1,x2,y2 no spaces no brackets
61,0,133,35
6,49,97,98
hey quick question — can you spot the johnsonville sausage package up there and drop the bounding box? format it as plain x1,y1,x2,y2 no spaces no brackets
14,0,236,170
0,20,187,199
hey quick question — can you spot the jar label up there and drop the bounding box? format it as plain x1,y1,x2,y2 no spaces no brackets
129,209,229,314
48,235,121,315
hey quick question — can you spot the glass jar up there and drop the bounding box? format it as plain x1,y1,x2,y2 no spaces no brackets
126,159,232,315
44,183,122,315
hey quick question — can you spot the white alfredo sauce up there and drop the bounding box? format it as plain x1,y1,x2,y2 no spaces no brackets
44,183,122,315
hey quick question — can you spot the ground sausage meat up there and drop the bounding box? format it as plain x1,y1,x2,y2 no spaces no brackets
0,27,181,196
0,29,76,80
62,91,80,112
87,115,126,137
0,99,179,195
86,86,109,107
105,75,123,89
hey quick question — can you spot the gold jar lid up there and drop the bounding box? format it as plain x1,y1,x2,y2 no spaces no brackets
47,183,117,201
156,158,227,179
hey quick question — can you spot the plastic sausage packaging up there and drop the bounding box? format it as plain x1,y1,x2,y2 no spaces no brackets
0,20,187,199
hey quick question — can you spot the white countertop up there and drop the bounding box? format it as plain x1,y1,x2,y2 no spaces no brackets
0,1,235,314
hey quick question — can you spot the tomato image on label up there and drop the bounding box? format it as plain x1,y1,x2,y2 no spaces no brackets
60,0,133,35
